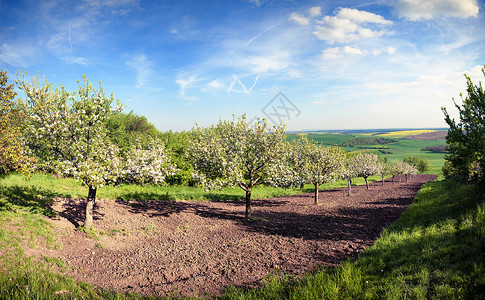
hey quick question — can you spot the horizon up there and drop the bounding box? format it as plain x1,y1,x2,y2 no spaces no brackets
1,0,484,132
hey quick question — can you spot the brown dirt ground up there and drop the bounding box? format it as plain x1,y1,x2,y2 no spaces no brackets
403,130,447,140
28,174,437,298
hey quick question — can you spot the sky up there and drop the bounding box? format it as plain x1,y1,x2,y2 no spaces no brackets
1,0,484,132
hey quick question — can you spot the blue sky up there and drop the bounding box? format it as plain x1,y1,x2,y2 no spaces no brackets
1,0,484,131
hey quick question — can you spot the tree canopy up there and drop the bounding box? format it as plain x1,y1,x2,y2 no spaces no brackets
188,115,286,219
0,70,30,174
442,66,485,185
17,73,176,229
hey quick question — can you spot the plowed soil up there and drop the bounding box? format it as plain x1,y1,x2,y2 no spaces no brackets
34,174,437,298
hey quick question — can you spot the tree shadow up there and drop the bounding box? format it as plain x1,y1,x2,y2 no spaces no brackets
54,199,105,228
115,191,245,202
0,185,65,217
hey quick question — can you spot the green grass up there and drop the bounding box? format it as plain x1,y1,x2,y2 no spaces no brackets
220,178,485,299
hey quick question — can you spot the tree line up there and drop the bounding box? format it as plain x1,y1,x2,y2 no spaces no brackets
1,70,453,229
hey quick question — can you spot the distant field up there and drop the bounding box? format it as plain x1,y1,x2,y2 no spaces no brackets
287,131,448,174
374,129,441,137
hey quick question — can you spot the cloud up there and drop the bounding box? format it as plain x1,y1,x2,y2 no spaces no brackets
313,8,393,44
176,75,197,96
0,43,34,67
309,6,322,17
320,46,366,59
126,54,152,88
392,0,479,20
289,12,309,25
289,6,321,25
227,73,261,95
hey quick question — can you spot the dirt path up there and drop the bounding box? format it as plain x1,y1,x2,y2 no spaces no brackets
34,174,436,298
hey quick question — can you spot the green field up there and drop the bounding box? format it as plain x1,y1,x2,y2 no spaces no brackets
287,132,447,174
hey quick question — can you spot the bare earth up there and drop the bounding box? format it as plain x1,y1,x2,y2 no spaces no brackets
403,130,447,140
32,174,437,298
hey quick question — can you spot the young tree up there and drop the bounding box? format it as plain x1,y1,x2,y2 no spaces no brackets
353,153,379,189
403,155,431,173
291,137,346,204
442,66,485,184
376,161,387,186
343,153,359,196
0,70,30,173
18,74,176,229
187,115,286,219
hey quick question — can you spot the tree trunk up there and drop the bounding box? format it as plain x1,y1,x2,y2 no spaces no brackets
245,189,252,219
84,186,97,230
364,177,369,189
300,183,305,189
347,178,352,196
392,175,395,184
314,182,319,204
381,174,385,186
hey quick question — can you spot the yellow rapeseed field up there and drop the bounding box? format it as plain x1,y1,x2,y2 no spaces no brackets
376,130,439,137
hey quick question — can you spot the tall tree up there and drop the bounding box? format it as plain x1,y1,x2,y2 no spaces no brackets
187,115,286,219
442,66,485,184
18,74,176,229
0,70,30,174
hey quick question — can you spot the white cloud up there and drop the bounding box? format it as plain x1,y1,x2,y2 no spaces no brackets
320,46,366,59
309,6,322,17
313,8,393,44
176,76,197,96
289,12,310,25
227,74,260,95
0,43,34,67
242,51,290,73
392,0,479,20
126,54,151,88
207,79,224,89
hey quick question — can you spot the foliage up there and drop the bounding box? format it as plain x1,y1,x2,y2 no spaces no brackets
278,136,346,203
105,111,161,154
343,153,360,196
421,145,448,153
187,115,287,218
387,160,417,183
159,130,197,186
0,70,30,174
403,155,431,173
352,153,380,189
442,66,485,184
